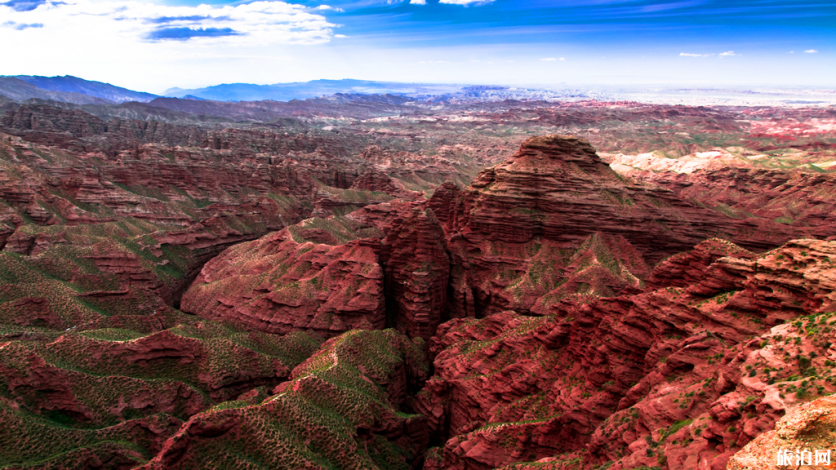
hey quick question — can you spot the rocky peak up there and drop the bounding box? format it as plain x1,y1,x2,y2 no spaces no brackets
513,134,600,162
427,181,461,226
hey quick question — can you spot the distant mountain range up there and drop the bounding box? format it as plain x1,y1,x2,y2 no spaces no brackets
6,75,158,103
0,75,603,109
0,77,115,105
163,79,464,102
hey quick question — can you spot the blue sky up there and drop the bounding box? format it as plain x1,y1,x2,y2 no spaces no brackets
1,0,833,92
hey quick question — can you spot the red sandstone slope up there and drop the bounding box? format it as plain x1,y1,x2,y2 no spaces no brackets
139,328,429,470
416,238,836,470
628,167,836,239
181,218,386,338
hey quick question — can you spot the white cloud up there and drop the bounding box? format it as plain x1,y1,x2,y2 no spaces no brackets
680,52,713,57
0,0,335,45
805,49,819,53
541,57,557,61
2,20,43,30
418,60,450,64
438,0,495,5
719,51,737,56
790,51,795,53
334,34,347,38
409,0,427,4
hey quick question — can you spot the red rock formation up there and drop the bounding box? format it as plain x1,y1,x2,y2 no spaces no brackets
345,199,421,233
628,167,836,240
728,394,836,470
644,238,756,291
0,310,324,468
0,341,209,423
350,166,421,199
443,134,802,319
181,219,386,338
453,134,795,260
381,207,450,341
416,238,836,470
427,181,461,228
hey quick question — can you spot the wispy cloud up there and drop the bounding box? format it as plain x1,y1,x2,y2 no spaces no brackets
679,52,713,57
541,57,557,61
146,15,229,25
804,49,818,53
2,20,42,29
719,50,737,56
146,27,240,41
409,0,426,4
438,0,496,5
640,0,706,13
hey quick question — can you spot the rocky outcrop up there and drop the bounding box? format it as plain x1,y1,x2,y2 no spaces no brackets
350,166,421,199
645,238,756,291
452,134,795,259
181,219,386,337
416,239,836,470
427,181,461,228
728,394,836,470
628,167,836,240
381,208,450,342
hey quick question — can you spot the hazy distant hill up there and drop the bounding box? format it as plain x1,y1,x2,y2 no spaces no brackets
146,92,420,121
164,79,463,102
0,77,114,105
12,75,158,103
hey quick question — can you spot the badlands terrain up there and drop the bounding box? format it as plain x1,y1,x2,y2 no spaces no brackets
0,80,835,469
